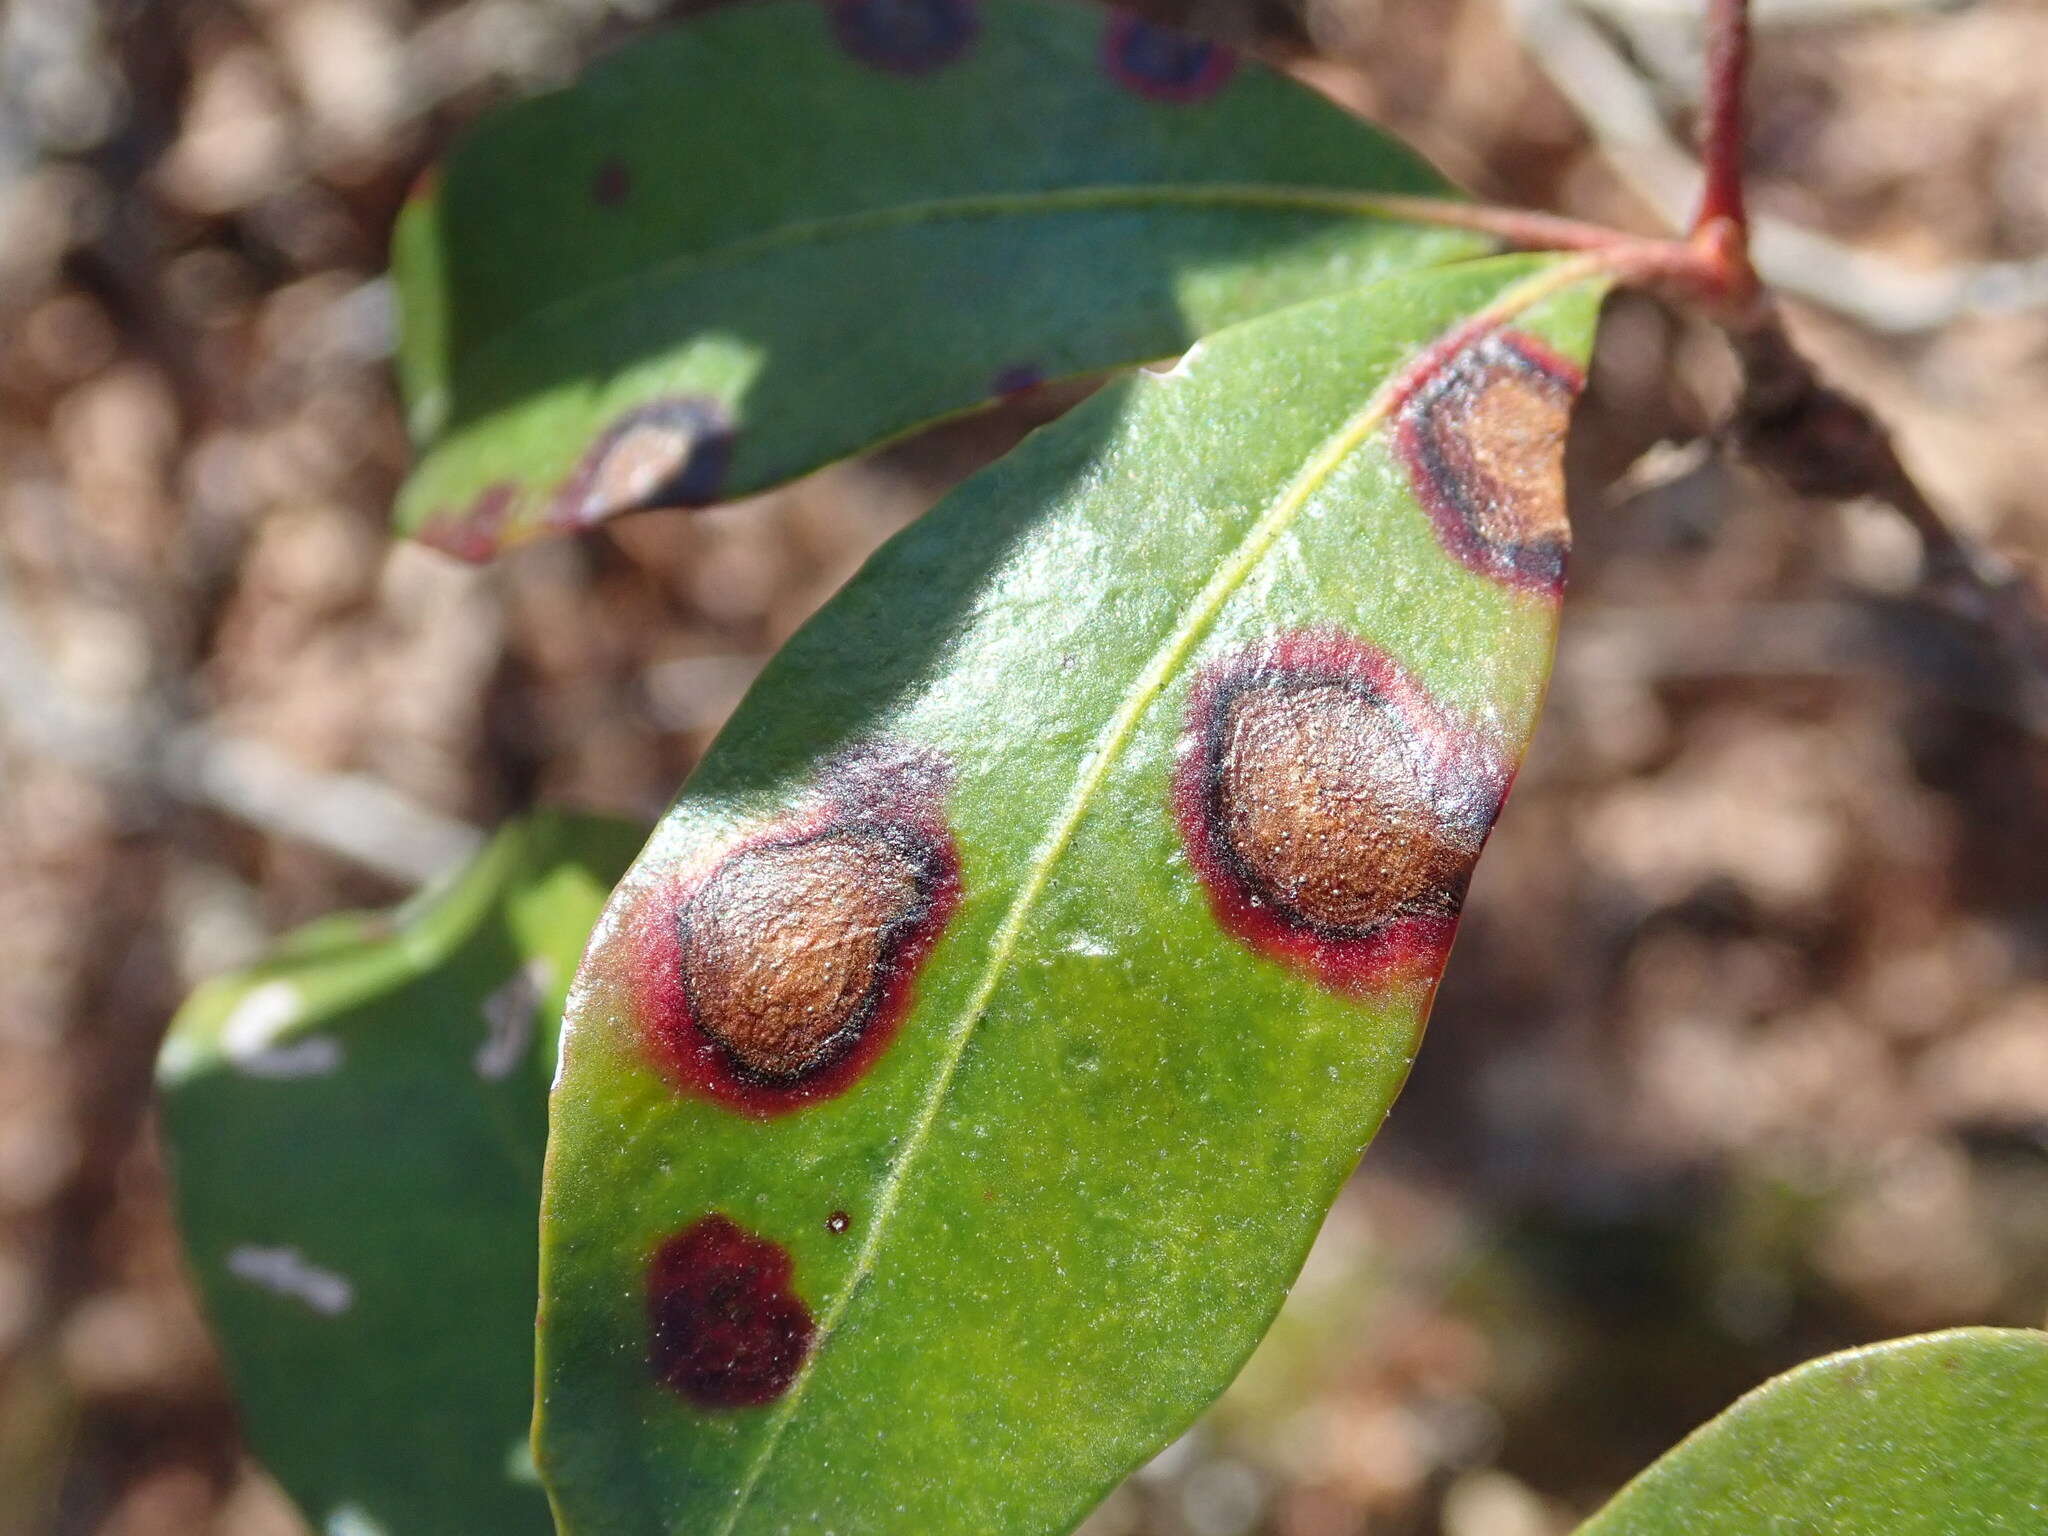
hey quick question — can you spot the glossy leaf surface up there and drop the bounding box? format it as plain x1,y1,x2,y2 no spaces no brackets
1577,1328,2048,1535
159,811,644,1536
392,0,1491,558
540,255,1607,1535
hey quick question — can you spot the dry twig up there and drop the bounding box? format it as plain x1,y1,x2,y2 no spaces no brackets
1511,0,2048,333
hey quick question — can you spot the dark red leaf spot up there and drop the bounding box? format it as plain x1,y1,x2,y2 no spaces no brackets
417,481,520,563
627,745,961,1116
649,1214,814,1409
591,157,632,207
830,0,979,74
990,363,1044,399
1101,16,1237,103
825,1210,851,1235
551,396,734,531
1173,629,1509,995
1394,330,1582,596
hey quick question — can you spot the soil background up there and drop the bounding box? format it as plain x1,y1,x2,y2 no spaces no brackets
3,0,2047,1532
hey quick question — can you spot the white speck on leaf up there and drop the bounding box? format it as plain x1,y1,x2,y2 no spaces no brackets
235,1037,344,1078
220,981,303,1059
1147,342,1206,382
156,1034,203,1085
477,957,554,1080
218,981,340,1076
227,1244,354,1315
324,1504,389,1536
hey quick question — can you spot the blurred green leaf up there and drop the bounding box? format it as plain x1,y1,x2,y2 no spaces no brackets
392,0,1492,559
1577,1327,2048,1536
159,811,644,1536
539,254,1607,1534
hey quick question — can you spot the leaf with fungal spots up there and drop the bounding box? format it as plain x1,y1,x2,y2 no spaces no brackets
1575,1328,2048,1536
157,811,643,1536
390,0,1496,559
539,256,1608,1535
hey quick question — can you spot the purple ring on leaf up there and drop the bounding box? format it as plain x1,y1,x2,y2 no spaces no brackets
1101,16,1237,104
830,0,980,74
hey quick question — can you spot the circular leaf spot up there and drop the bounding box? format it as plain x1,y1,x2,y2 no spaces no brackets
681,828,931,1080
1396,331,1581,595
830,0,979,74
552,396,734,530
631,746,961,1115
591,156,632,207
648,1215,814,1409
1101,16,1237,103
1175,630,1507,994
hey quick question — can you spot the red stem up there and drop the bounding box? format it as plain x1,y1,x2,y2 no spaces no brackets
1375,0,1760,312
1694,0,1751,240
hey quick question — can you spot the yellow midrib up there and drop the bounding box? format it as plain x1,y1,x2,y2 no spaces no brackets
707,255,1600,1536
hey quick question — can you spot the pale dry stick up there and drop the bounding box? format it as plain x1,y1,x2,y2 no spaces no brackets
0,578,483,886
1681,0,2048,716
1591,0,1962,18
1509,0,2048,333
1723,312,2048,715
1490,0,2048,725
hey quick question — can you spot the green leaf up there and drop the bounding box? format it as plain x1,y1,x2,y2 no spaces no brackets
158,811,645,1536
393,0,1493,559
1576,1328,2048,1535
539,254,1608,1535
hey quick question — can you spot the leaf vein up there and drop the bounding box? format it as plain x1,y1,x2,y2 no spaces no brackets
711,256,1598,1536
434,183,1485,407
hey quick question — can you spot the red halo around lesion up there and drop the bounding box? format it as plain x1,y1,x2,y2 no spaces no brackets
620,745,961,1118
1100,16,1238,104
1172,629,1511,998
415,481,520,563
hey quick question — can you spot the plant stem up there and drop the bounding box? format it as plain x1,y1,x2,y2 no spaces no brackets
1357,193,1742,310
1694,0,1751,241
1727,309,2048,714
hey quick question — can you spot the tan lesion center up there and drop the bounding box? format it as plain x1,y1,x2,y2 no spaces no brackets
678,830,925,1079
588,423,700,518
1425,354,1581,552
1452,366,1572,548
1215,681,1477,933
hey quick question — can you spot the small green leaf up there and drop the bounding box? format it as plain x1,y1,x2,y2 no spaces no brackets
1576,1328,2048,1535
539,255,1608,1534
393,0,1491,559
158,811,644,1536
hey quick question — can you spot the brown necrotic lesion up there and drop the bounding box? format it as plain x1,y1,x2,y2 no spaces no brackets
1399,332,1579,593
554,396,734,530
676,826,938,1082
1209,675,1488,938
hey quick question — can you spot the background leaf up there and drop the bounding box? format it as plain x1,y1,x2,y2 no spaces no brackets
392,0,1492,559
1575,1328,2048,1535
539,254,1608,1535
158,811,643,1536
